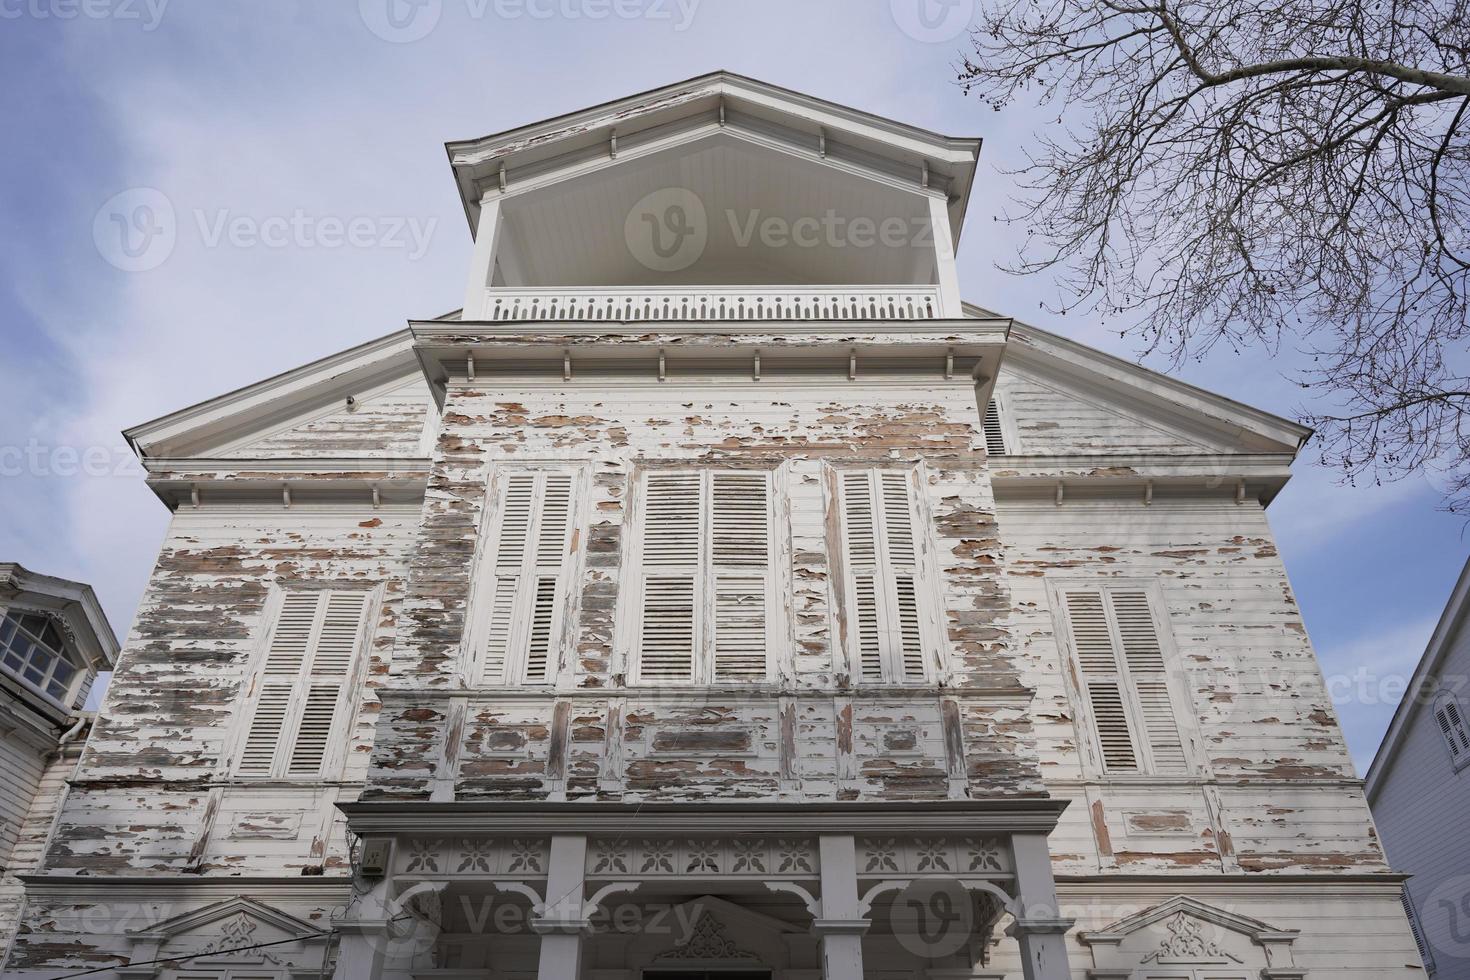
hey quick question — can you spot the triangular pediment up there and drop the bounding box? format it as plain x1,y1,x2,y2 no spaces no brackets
1084,894,1289,943
124,329,431,462
993,317,1310,458
448,70,980,251
132,895,327,942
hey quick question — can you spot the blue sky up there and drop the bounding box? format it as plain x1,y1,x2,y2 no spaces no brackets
0,0,1463,771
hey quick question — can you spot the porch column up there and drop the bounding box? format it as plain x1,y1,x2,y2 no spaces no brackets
533,833,590,980
462,192,502,319
1007,832,1075,980
331,878,393,980
814,834,868,980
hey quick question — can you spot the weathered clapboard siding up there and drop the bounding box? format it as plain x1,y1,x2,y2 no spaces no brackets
0,737,79,967
220,375,434,458
995,369,1213,455
0,734,45,870
997,495,1381,875
44,506,419,876
364,372,1045,803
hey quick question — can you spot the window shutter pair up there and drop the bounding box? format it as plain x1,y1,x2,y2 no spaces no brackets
1434,693,1470,764
477,471,577,685
239,590,369,778
1063,587,1187,774
839,470,927,684
637,470,772,683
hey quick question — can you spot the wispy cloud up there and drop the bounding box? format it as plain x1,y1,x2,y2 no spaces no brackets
1318,614,1441,774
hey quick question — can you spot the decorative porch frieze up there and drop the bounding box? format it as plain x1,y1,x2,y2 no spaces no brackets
393,837,549,878
856,835,1011,875
586,836,818,878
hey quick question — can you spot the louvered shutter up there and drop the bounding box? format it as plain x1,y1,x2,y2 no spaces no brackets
639,473,702,681
1062,587,1188,774
636,470,773,683
1112,591,1186,770
840,470,930,683
1065,591,1139,772
1402,887,1436,971
239,590,368,778
982,398,1007,454
1435,695,1470,762
475,472,577,685
710,472,770,681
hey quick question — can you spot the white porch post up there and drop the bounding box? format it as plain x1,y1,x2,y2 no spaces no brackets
814,834,868,980
534,833,590,980
330,878,394,980
462,193,503,320
1007,832,1075,980
927,192,963,318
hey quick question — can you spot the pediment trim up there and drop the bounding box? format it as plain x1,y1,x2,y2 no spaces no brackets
130,895,328,943
1079,894,1298,947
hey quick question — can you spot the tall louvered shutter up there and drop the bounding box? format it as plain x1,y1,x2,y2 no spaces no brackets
710,472,770,681
840,469,930,683
1065,591,1139,772
1113,590,1186,770
639,473,702,681
636,470,773,683
239,590,368,778
982,398,1007,455
475,471,577,685
1062,586,1188,774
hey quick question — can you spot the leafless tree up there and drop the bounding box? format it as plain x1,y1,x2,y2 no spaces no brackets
960,0,1470,508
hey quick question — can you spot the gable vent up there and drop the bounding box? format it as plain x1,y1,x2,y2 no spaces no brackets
983,398,1007,455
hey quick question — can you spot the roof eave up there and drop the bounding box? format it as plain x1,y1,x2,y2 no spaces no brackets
1365,554,1470,798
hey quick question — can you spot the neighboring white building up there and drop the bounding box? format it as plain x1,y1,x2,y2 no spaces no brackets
0,563,117,964
2,72,1428,979
1368,557,1470,979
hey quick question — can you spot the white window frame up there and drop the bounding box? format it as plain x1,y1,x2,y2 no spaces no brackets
1049,579,1197,778
1433,690,1470,773
830,464,944,686
462,465,587,687
622,466,781,686
231,586,376,781
0,606,86,707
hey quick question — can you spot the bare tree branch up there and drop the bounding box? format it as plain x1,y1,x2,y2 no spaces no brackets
961,0,1470,510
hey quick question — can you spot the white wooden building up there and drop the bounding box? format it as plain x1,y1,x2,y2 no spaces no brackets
1368,557,1470,978
2,72,1427,980
0,563,117,965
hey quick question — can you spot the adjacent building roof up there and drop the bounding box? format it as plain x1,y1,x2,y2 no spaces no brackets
1365,555,1470,798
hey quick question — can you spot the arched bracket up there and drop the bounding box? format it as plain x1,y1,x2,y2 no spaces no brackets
763,880,821,919
489,879,546,916
586,881,641,916
857,878,1018,920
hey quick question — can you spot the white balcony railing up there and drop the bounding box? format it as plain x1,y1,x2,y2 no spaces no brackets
478,285,945,322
